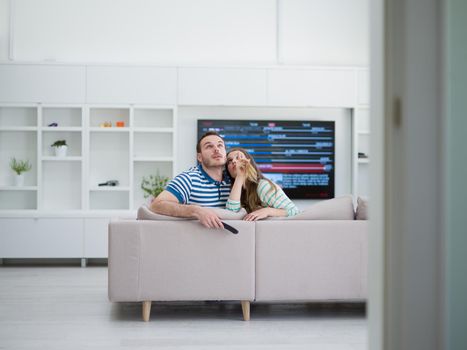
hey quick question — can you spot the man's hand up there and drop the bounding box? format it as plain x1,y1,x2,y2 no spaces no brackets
193,207,224,229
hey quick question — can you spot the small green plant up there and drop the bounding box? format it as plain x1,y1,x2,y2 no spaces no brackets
141,174,170,199
9,158,32,175
51,140,67,148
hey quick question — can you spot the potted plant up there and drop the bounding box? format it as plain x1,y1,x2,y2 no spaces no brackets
9,158,32,186
141,173,170,202
51,140,68,157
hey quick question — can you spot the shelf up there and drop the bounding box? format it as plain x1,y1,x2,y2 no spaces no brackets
89,191,130,210
41,127,82,132
133,161,173,210
133,108,174,128
0,190,37,210
0,210,137,218
132,127,174,133
0,127,37,131
42,130,82,157
89,107,130,128
42,161,82,210
89,187,130,192
0,106,37,127
89,127,130,132
133,132,173,158
133,157,174,162
0,186,38,191
90,132,130,189
42,107,82,127
0,131,38,189
41,156,82,161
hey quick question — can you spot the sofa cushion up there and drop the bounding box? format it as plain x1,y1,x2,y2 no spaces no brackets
355,196,369,220
137,205,246,221
266,195,355,220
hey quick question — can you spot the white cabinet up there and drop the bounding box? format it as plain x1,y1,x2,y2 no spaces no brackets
84,218,110,258
0,218,83,258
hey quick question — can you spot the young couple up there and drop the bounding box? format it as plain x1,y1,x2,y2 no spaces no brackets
150,131,299,229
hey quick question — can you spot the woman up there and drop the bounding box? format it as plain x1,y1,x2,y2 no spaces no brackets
225,147,300,220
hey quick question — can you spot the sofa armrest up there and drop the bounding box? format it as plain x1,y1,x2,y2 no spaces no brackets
108,219,256,302
108,220,141,302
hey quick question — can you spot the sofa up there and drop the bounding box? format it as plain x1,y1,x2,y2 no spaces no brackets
108,196,368,321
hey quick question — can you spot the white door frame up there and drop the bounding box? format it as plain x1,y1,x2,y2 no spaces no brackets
369,0,445,349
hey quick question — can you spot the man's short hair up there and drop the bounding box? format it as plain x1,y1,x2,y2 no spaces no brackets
196,131,223,153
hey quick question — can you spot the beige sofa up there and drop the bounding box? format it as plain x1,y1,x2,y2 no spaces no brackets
108,196,368,321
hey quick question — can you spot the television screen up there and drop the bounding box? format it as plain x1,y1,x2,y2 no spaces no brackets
198,119,335,199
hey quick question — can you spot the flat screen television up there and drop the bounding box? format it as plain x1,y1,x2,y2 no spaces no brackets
197,119,335,199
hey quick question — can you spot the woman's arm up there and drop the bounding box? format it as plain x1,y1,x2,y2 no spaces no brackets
243,207,286,221
226,161,247,212
255,179,300,217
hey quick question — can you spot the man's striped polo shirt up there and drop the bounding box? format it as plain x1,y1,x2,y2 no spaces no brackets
166,164,231,207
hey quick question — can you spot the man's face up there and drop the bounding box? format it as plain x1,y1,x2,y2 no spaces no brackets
197,135,227,168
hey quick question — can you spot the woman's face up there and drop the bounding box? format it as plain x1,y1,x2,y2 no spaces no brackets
226,150,247,178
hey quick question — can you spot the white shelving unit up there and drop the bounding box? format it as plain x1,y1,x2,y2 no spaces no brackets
0,104,176,258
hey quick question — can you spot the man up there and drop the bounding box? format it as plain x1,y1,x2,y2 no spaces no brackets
150,131,231,229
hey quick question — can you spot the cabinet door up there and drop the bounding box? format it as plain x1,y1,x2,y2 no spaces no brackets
0,65,85,103
84,218,109,258
178,67,268,106
86,66,177,104
267,68,356,107
0,218,83,258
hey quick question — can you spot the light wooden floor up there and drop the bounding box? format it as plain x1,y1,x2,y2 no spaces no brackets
0,266,367,350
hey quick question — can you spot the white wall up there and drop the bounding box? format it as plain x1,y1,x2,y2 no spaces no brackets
279,0,369,65
177,106,352,208
3,0,369,66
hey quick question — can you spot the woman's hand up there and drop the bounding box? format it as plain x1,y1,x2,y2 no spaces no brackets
237,158,250,177
243,208,271,221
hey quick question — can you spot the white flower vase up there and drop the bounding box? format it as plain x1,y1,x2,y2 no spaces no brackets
14,174,24,187
54,145,68,157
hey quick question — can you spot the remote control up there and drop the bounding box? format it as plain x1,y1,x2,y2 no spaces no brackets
221,222,238,234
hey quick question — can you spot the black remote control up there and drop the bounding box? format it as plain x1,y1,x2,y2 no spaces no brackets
221,222,238,234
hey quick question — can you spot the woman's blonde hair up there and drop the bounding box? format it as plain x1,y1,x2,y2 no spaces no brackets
226,148,277,213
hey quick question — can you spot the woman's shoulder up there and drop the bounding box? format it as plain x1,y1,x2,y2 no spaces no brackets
257,178,272,189
256,178,277,195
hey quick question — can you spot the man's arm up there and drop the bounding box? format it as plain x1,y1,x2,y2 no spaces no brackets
150,190,224,229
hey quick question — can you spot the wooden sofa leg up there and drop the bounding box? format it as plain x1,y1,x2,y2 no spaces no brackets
142,301,151,322
241,300,250,321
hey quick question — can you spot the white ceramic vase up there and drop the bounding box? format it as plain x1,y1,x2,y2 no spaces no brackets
54,145,68,157
14,174,24,187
